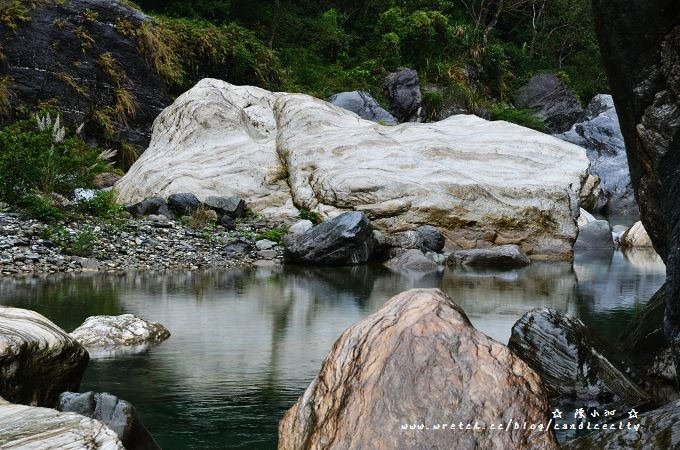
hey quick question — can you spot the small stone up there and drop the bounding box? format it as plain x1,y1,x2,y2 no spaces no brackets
256,239,276,250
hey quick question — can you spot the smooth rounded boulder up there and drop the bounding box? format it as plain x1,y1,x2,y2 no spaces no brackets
283,212,376,265
58,392,160,450
573,220,614,250
70,314,170,348
0,397,123,449
327,91,397,125
384,249,438,272
167,193,201,216
508,308,648,403
0,307,89,407
278,289,558,449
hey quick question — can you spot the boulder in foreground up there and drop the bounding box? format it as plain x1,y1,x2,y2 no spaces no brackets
0,307,89,407
563,399,680,450
284,212,376,265
508,308,648,403
58,392,160,450
0,397,123,449
278,289,558,449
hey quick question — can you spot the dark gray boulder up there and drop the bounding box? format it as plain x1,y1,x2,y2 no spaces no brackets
508,308,648,403
563,399,680,449
515,73,583,133
204,196,246,219
0,0,169,149
556,95,637,215
417,225,445,253
125,197,173,219
377,226,445,259
224,238,252,255
58,391,160,450
591,0,680,377
219,215,235,230
574,220,615,250
447,245,530,268
384,249,438,272
167,193,200,216
327,91,397,125
384,69,423,122
284,211,376,265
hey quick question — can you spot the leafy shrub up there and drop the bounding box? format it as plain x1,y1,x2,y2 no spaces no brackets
299,208,322,225
19,193,65,222
491,106,546,132
77,190,125,219
0,114,112,204
70,228,96,256
256,226,288,244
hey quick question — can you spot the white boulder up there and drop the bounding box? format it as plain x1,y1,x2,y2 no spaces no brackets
70,314,170,348
0,398,123,449
621,221,654,248
117,79,589,259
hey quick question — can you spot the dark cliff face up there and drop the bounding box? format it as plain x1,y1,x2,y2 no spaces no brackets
0,0,170,150
591,0,680,373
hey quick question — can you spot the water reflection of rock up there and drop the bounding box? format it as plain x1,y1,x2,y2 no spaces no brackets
572,249,666,341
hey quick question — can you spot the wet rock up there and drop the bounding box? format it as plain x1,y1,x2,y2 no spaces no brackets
204,196,246,219
574,220,614,250
562,399,680,449
0,398,123,449
515,73,583,133
384,249,438,272
0,307,89,407
416,225,445,253
288,220,313,235
556,94,637,215
58,391,160,450
284,212,376,265
384,68,423,122
620,221,654,248
425,251,447,266
70,314,170,348
327,91,397,125
126,198,173,219
278,289,558,449
508,308,648,403
167,193,201,216
93,173,122,189
448,245,531,268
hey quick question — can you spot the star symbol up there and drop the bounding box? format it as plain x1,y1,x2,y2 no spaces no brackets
552,408,563,419
628,408,639,419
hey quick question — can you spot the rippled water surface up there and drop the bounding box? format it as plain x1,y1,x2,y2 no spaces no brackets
0,249,666,449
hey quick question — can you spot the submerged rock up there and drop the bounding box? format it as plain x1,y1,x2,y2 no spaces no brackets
279,289,558,449
620,221,654,248
70,314,170,348
284,212,376,265
508,308,648,403
0,398,123,449
556,95,637,215
384,69,423,122
563,399,680,449
327,91,397,125
116,79,588,259
574,220,614,250
58,392,160,450
447,245,531,268
0,307,89,407
515,73,583,133
384,249,438,272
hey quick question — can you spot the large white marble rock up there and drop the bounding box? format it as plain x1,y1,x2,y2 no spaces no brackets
117,79,589,259
0,398,123,449
0,307,89,407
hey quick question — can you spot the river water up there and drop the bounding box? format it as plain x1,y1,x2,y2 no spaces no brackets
0,249,665,449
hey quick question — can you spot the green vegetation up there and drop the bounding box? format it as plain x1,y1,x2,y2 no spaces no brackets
77,190,126,219
134,0,606,105
256,226,288,244
491,105,545,132
299,208,322,225
43,225,97,256
0,113,119,221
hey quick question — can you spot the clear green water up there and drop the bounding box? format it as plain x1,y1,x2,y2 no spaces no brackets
0,249,665,449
